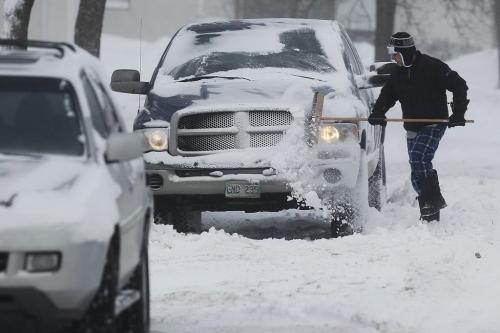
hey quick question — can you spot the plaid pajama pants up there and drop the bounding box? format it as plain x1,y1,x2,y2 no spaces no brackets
406,124,447,195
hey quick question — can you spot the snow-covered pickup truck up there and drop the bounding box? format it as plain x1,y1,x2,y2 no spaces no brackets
0,40,152,333
111,19,392,237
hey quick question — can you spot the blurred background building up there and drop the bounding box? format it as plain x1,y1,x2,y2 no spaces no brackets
0,0,495,60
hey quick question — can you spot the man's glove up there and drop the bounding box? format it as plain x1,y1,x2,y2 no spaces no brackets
448,113,466,128
448,99,469,128
368,113,387,127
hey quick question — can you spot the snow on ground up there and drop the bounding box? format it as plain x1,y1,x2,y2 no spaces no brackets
101,36,500,333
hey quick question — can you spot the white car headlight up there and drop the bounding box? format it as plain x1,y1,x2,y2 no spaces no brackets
144,129,168,152
318,123,358,144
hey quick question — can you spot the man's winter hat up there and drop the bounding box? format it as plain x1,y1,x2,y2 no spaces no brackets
387,32,417,67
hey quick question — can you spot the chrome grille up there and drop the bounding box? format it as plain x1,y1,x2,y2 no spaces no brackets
176,110,293,154
249,111,293,127
0,253,7,272
178,134,236,151
178,112,234,129
250,133,284,148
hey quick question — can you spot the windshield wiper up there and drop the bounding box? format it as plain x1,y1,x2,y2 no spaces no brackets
282,73,326,82
177,75,251,83
0,151,43,158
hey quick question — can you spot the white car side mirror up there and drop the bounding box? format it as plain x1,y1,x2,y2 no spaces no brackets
106,133,143,163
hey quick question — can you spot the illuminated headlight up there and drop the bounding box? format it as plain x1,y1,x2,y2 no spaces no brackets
145,129,168,152
318,123,358,144
25,252,61,273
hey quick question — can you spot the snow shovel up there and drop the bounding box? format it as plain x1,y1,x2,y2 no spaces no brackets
319,117,475,124
311,91,474,124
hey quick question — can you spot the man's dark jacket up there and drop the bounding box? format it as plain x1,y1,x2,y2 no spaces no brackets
372,51,469,131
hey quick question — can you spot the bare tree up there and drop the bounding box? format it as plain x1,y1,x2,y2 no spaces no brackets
495,0,500,88
3,0,35,40
289,0,317,18
375,0,397,62
74,0,107,57
234,0,241,19
240,0,337,20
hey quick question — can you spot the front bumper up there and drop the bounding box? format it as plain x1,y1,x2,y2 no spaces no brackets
144,149,361,197
0,240,108,323
0,288,68,333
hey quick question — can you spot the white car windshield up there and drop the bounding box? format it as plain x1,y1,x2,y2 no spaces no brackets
0,77,85,157
160,21,336,81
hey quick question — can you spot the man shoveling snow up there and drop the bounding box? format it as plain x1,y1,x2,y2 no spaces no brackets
368,32,469,222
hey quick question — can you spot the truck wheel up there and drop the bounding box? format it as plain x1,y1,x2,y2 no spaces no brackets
330,202,355,238
76,235,119,333
154,199,201,233
329,148,368,238
368,146,386,211
171,202,202,233
119,242,150,333
153,204,171,225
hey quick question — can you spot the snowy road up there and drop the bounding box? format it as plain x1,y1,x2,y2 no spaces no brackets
148,52,500,333
102,38,500,332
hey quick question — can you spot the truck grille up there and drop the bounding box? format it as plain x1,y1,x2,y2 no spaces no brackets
0,253,8,272
250,133,283,148
178,112,234,129
249,111,293,127
178,134,236,151
175,110,293,154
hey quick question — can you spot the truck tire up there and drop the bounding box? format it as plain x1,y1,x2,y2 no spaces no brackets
330,201,355,238
368,145,386,211
171,202,202,233
155,199,202,233
329,148,368,238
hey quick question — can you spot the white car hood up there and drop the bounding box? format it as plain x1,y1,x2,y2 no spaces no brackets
0,155,120,245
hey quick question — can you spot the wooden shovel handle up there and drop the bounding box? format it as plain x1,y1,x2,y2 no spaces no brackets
320,117,474,123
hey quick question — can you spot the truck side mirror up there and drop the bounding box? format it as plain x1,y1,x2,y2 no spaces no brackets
357,62,398,89
110,69,149,95
369,62,398,75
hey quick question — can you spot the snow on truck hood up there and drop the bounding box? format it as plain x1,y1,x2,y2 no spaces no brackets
135,70,361,130
0,155,120,244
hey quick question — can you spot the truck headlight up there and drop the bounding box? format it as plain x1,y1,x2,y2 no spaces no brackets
144,129,168,152
318,123,358,144
25,252,61,273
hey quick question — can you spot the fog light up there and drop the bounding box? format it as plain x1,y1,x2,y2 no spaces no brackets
323,168,342,184
146,174,163,190
25,252,61,273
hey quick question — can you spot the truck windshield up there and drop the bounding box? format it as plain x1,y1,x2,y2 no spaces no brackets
160,22,336,80
0,77,85,157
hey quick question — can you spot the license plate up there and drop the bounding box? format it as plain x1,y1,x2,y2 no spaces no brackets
225,182,261,198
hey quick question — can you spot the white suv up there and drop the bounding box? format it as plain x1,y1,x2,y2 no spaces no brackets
0,40,153,333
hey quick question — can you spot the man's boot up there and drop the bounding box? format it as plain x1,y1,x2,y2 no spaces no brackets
417,196,440,222
420,172,447,217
